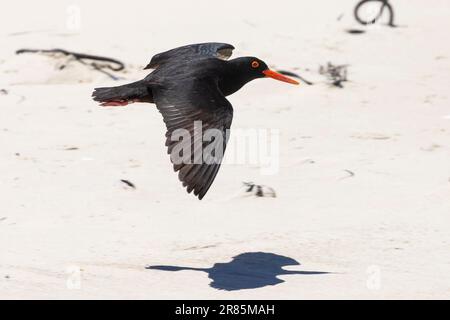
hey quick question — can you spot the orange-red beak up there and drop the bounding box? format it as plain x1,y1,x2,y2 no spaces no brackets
263,69,299,85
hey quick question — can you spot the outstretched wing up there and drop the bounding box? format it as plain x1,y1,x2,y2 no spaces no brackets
151,77,233,200
145,42,234,70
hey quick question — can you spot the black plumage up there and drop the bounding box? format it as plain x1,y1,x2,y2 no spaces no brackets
92,42,298,200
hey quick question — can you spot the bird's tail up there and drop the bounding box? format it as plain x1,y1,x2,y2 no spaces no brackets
92,80,152,106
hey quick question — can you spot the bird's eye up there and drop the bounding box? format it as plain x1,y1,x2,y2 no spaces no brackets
251,61,259,68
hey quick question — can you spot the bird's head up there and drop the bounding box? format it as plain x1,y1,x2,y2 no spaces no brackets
234,57,299,85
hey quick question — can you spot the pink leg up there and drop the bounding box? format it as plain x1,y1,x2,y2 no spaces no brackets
100,99,140,107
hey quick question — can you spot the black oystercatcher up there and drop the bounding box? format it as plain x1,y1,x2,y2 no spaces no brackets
92,42,298,200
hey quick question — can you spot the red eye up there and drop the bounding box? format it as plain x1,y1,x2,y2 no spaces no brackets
251,61,259,68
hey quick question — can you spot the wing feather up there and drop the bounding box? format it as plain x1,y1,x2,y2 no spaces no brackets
145,42,234,70
152,78,233,199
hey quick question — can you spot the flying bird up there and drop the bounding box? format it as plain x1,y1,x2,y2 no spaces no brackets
92,42,298,200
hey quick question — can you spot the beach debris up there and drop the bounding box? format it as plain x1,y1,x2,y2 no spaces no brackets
319,62,348,88
64,146,79,151
0,89,8,95
354,0,396,27
346,29,366,34
339,170,355,180
16,48,125,80
0,217,7,222
276,70,314,85
120,179,136,189
242,182,276,198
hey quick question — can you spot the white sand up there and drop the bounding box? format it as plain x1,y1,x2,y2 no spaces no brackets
1,0,450,299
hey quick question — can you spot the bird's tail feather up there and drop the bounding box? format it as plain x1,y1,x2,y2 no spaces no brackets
92,80,152,106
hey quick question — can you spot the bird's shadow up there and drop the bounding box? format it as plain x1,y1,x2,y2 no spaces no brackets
146,252,330,291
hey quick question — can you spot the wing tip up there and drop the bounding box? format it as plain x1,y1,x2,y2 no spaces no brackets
194,187,206,200
143,63,155,70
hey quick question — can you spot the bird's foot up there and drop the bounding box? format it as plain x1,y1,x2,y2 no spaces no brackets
100,99,140,107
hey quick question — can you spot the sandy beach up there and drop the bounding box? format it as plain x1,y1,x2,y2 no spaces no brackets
1,0,450,299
